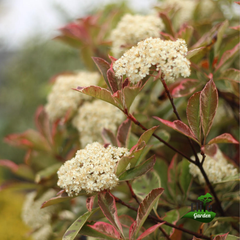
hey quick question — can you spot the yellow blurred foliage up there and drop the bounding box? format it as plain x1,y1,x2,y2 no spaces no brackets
0,172,32,240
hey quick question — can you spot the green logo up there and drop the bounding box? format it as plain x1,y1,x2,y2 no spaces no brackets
182,193,216,223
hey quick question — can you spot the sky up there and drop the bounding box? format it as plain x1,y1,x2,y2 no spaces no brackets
0,0,157,49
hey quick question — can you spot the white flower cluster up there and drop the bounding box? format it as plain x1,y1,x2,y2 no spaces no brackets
22,189,56,240
113,38,190,84
45,71,100,121
72,100,125,147
162,0,215,28
189,150,238,184
110,14,164,58
57,142,130,196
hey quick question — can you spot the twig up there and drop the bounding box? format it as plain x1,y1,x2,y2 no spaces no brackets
114,195,211,240
160,75,225,216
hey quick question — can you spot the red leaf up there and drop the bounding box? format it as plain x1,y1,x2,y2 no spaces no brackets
159,12,175,37
201,144,218,157
101,128,118,147
154,117,199,144
92,57,111,90
137,222,165,240
187,92,201,142
200,79,218,141
215,42,240,71
98,191,124,238
213,233,229,240
117,118,131,147
107,68,120,93
88,222,120,239
170,79,200,98
86,196,96,212
208,133,239,145
230,25,240,31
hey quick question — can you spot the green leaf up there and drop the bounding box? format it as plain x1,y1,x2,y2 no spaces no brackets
119,155,156,181
214,20,229,55
75,86,123,110
35,163,61,183
154,159,173,201
200,79,218,141
187,47,205,59
134,188,164,238
162,209,179,235
63,208,99,240
208,133,239,145
219,68,240,83
115,155,134,176
178,159,192,200
98,191,125,239
187,92,201,142
80,224,117,240
167,155,178,201
132,170,161,212
92,57,111,90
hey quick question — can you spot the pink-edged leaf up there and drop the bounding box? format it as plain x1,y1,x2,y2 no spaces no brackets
187,46,205,59
75,86,123,110
192,237,202,240
154,117,199,144
159,12,175,37
213,233,229,240
215,42,240,71
4,129,51,152
41,191,75,208
86,196,96,212
129,221,137,240
63,208,99,240
187,92,201,142
118,155,156,181
201,144,218,157
117,118,131,147
102,128,118,147
98,191,124,238
133,188,164,238
177,24,193,45
0,160,35,181
88,222,120,239
219,68,240,83
230,25,240,31
119,215,135,229
107,68,119,93
167,154,178,200
160,32,175,41
200,79,218,140
0,159,18,172
170,79,201,98
208,133,239,145
137,222,165,240
34,106,52,145
92,57,111,90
